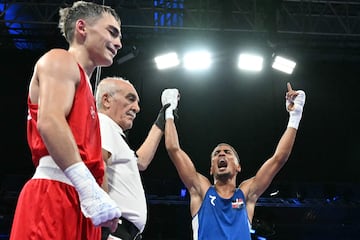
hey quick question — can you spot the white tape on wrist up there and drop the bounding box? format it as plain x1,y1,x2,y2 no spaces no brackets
64,162,121,226
287,113,301,129
165,108,174,119
286,90,306,130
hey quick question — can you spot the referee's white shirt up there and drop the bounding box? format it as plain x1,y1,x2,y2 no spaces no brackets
98,113,147,232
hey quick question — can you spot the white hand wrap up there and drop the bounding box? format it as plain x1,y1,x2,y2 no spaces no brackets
64,162,121,226
286,90,306,130
161,88,179,119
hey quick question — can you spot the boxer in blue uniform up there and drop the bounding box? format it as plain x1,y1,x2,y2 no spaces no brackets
162,83,306,240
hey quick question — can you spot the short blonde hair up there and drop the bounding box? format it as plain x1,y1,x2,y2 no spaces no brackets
58,1,121,43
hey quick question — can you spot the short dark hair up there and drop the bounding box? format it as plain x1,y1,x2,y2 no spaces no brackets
211,143,240,164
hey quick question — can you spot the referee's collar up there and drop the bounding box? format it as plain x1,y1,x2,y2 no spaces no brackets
98,112,125,137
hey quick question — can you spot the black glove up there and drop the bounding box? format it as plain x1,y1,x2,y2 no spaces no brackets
155,103,179,131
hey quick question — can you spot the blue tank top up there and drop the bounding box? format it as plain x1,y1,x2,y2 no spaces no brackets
192,186,251,240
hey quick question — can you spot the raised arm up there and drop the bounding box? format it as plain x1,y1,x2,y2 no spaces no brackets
242,83,306,216
165,118,209,191
165,117,211,215
162,89,211,215
136,102,175,171
136,124,163,171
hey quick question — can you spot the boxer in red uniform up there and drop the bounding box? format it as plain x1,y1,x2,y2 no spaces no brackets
10,2,122,239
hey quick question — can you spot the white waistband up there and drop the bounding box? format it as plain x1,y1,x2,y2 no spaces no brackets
32,156,73,186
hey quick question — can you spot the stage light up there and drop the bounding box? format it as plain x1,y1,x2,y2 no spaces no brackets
272,55,296,74
238,53,264,72
256,237,267,240
180,188,187,198
154,52,180,70
270,190,279,197
152,49,298,75
183,50,212,70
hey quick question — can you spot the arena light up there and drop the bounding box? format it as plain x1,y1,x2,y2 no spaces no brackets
238,53,264,72
272,55,296,74
154,52,180,70
183,50,212,70
180,188,187,198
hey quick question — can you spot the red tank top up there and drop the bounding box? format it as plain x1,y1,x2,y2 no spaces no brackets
26,64,104,185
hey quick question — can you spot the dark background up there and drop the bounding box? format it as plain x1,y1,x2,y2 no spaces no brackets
1,1,360,239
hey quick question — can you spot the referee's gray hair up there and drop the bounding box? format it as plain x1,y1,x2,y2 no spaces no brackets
95,76,130,110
